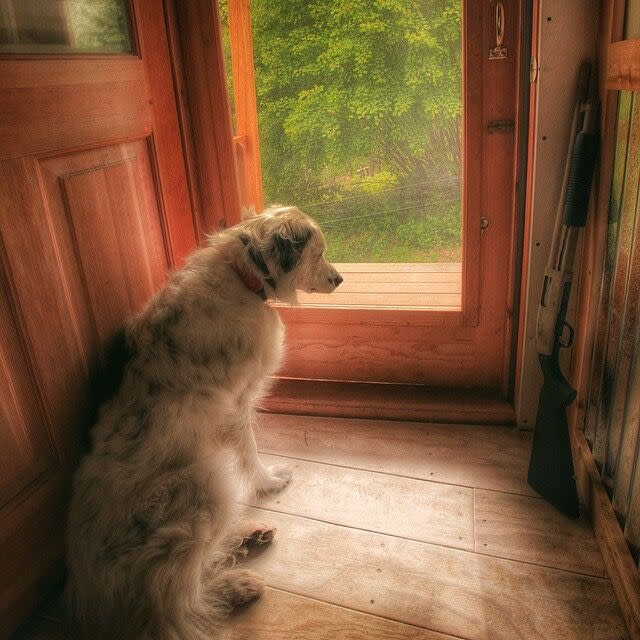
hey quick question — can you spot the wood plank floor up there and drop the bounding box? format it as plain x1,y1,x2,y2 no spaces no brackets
15,414,627,639
296,262,462,309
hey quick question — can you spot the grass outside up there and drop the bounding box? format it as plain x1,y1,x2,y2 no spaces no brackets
274,179,462,263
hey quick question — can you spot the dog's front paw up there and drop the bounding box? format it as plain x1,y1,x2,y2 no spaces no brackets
258,465,292,496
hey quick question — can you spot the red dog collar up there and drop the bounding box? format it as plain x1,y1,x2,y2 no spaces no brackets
232,263,267,301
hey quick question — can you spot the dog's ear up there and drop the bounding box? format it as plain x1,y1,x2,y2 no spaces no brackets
271,224,312,273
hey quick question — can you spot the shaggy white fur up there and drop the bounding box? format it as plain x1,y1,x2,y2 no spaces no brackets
65,206,342,639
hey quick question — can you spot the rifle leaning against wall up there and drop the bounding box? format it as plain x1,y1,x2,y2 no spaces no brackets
527,62,599,517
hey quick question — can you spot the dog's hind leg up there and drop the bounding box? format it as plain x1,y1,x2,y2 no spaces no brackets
135,462,244,640
204,566,264,609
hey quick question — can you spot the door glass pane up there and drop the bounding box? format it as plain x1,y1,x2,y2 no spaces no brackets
222,0,463,309
0,0,132,54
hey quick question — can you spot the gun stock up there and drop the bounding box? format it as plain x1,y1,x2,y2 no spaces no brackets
528,354,579,516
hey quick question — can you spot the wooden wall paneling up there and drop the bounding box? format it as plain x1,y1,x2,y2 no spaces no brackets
612,318,640,519
477,0,517,383
592,93,640,471
626,0,640,40
566,1,640,635
604,178,640,495
0,161,78,638
584,90,632,447
602,98,640,480
280,318,486,387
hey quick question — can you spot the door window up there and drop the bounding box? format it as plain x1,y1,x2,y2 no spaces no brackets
0,0,132,54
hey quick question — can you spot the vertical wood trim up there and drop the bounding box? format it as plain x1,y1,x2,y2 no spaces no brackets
506,0,534,397
514,0,538,410
228,0,264,212
461,0,482,327
174,0,242,234
134,0,196,264
162,0,204,241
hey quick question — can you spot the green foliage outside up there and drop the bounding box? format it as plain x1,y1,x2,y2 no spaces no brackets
221,0,462,262
68,0,131,52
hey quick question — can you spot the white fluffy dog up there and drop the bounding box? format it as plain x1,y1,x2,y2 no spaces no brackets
66,206,343,639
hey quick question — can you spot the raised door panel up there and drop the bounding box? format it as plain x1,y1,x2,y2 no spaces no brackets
42,140,170,345
0,265,54,508
0,140,171,462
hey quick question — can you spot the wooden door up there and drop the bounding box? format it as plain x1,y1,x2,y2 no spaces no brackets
220,0,524,396
0,1,197,635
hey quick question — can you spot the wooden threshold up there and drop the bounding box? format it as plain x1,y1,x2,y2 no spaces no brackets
263,378,515,425
571,426,640,638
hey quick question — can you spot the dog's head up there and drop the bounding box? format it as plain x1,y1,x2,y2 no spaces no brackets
235,205,342,303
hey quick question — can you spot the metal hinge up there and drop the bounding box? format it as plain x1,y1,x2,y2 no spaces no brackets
530,56,538,83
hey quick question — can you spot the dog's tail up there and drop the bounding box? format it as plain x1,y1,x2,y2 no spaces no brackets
145,571,231,640
66,530,234,640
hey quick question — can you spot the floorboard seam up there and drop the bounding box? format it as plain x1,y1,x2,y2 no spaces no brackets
247,505,614,582
257,449,536,498
472,488,477,553
261,585,471,640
